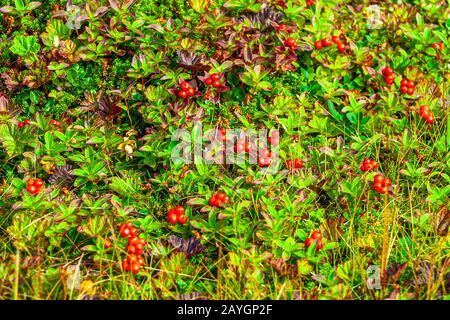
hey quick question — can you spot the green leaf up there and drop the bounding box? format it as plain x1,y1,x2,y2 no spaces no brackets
44,131,54,155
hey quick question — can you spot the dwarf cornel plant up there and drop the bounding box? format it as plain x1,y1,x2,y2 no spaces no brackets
0,0,449,300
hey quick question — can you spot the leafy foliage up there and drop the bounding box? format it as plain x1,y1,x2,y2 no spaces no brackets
0,0,449,300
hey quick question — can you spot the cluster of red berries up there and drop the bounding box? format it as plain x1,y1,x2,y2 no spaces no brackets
431,42,443,51
373,174,391,194
314,36,346,52
17,119,31,128
167,205,188,225
418,105,434,124
284,38,298,49
209,191,230,208
49,119,61,127
178,81,196,99
235,138,252,153
25,178,44,195
122,254,145,274
119,222,138,238
258,148,276,167
267,131,280,146
204,73,225,89
305,230,324,251
381,67,395,85
126,235,147,256
306,0,314,6
399,79,415,95
360,158,378,172
286,158,303,170
118,222,146,274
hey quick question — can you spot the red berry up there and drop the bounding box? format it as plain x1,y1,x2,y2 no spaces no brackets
385,73,395,83
332,36,340,44
135,244,145,255
17,122,25,128
205,77,212,85
180,81,190,90
337,42,346,52
284,38,295,47
425,114,434,124
311,230,322,240
128,226,138,237
211,73,220,81
128,236,139,246
186,87,195,97
316,240,324,251
277,24,287,31
382,67,393,76
23,119,31,125
385,72,395,79
177,214,188,224
373,182,383,191
126,244,137,254
130,263,141,274
407,87,414,95
33,178,44,188
120,227,131,238
178,90,188,99
374,174,384,184
314,41,323,50
294,158,303,169
419,105,429,116
321,38,332,47
212,80,222,88
104,239,112,249
400,86,409,94
175,205,185,216
168,212,178,225
383,178,391,187
216,192,226,202
244,142,251,153
209,195,217,206
305,238,312,247
258,157,269,167
286,160,293,169
27,184,39,195
370,160,378,169
214,198,222,208
407,80,414,88
128,236,146,247
122,259,130,272
136,256,145,266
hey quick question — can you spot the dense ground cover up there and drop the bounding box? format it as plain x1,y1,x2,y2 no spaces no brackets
0,0,449,300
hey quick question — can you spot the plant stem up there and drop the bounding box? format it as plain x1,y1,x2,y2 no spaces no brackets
13,249,20,300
